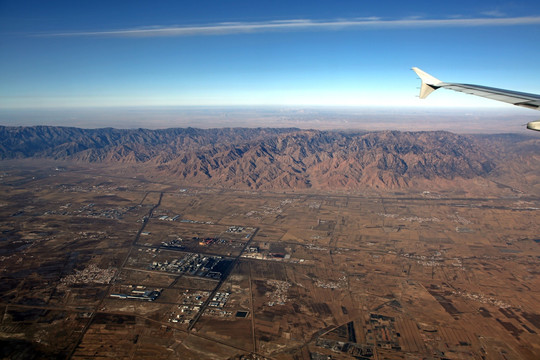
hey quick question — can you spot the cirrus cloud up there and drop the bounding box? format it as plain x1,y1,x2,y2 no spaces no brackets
37,16,540,38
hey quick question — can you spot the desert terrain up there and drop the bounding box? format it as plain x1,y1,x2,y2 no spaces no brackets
0,127,539,359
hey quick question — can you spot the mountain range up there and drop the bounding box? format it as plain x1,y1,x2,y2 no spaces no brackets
1,126,538,192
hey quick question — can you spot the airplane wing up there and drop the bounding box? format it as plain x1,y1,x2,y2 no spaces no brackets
412,67,540,131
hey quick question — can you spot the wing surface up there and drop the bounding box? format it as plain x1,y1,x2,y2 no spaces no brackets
412,67,540,131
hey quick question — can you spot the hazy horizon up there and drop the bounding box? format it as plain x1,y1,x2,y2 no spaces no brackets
0,105,537,134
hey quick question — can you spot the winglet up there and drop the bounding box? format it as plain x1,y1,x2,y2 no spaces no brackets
412,67,443,99
527,120,540,131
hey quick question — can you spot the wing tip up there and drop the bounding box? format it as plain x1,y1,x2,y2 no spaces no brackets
412,67,443,99
526,120,540,131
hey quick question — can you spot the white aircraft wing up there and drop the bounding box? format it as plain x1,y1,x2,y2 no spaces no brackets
412,67,540,131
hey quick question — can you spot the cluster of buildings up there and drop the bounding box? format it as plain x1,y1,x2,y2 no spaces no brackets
241,248,299,263
205,292,234,318
265,280,290,306
315,339,374,358
110,286,162,301
226,226,245,233
161,238,184,249
209,291,230,308
169,290,210,324
204,308,234,317
43,202,133,219
149,256,191,274
195,237,226,246
226,225,255,240
171,305,200,324
368,314,401,351
60,264,115,286
158,214,180,221
315,275,347,289
148,253,228,279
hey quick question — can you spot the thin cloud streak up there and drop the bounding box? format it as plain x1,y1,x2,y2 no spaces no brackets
39,16,540,38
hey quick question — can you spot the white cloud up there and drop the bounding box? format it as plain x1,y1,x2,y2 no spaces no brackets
481,10,506,18
38,16,540,38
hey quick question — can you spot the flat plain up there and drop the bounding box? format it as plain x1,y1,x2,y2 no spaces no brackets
0,159,539,359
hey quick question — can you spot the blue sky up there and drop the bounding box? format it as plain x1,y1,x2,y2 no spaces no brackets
1,0,540,110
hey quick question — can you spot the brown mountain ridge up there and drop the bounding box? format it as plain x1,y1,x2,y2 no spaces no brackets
1,126,538,192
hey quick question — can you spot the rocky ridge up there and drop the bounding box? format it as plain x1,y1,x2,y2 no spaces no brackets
1,126,534,190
